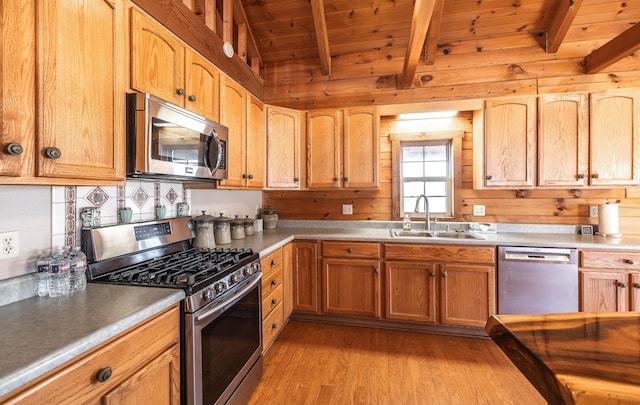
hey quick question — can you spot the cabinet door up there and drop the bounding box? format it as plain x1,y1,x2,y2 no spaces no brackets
282,243,294,320
343,107,379,189
102,344,180,405
483,97,536,188
631,273,640,312
266,106,301,189
537,94,589,187
439,263,496,328
184,50,219,121
130,9,184,106
307,110,341,189
580,270,628,312
246,95,265,189
321,258,381,318
37,0,125,181
385,262,437,323
219,77,247,188
0,0,35,177
590,90,640,186
292,241,320,313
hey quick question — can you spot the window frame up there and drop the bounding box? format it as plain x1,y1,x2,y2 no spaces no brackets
391,134,463,221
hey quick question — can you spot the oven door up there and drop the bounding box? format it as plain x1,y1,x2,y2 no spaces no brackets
184,274,263,405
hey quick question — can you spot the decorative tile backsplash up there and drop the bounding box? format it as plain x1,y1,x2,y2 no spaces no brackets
52,180,190,249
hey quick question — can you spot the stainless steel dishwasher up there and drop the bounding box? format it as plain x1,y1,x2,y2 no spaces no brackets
498,246,578,314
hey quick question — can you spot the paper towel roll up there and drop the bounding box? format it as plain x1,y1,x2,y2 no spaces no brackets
598,203,619,235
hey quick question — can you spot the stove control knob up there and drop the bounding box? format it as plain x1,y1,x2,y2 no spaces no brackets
231,273,243,284
215,282,227,294
243,266,254,277
202,289,214,302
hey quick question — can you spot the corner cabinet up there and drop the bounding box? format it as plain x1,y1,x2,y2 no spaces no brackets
475,96,537,189
384,243,496,328
306,107,379,189
266,106,301,189
291,241,320,314
130,8,220,121
1,0,126,183
1,305,180,404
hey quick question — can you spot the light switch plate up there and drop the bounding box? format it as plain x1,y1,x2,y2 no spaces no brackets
342,204,353,215
589,206,599,217
473,205,486,216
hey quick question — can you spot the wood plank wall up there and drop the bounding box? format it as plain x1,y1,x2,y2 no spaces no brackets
263,112,640,234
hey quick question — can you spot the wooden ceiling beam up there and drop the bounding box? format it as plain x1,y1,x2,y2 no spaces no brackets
311,0,331,75
585,22,640,73
400,0,437,89
544,0,583,53
424,0,444,66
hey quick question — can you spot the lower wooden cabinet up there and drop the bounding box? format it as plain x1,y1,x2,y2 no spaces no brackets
291,241,320,314
322,258,381,317
261,247,284,353
2,305,180,404
385,262,437,323
579,250,640,312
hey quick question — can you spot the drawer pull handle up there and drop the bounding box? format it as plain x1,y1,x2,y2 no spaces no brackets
271,259,277,266
96,367,112,383
272,323,278,330
272,298,278,305
619,282,627,288
271,280,278,286
624,259,635,265
347,248,353,253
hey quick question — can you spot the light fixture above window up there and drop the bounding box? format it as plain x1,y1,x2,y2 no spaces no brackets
398,111,458,119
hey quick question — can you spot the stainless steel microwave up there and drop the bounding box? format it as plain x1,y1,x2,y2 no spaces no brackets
126,93,228,182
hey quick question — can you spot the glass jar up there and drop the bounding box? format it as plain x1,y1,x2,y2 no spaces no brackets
213,213,232,244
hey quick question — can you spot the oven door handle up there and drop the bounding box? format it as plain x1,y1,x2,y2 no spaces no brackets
195,274,262,323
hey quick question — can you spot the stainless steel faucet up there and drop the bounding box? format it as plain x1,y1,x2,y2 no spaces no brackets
414,194,430,231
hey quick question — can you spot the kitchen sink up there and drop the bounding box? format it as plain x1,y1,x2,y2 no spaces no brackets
389,229,484,240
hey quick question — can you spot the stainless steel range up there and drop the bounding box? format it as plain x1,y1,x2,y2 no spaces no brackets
82,216,263,405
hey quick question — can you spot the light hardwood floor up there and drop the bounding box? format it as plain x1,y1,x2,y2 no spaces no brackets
248,320,546,405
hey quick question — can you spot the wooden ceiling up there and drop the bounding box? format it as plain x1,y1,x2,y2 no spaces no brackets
239,0,640,78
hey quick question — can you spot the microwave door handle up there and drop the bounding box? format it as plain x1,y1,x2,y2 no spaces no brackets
204,133,222,175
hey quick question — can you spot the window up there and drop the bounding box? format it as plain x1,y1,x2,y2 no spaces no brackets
399,140,454,218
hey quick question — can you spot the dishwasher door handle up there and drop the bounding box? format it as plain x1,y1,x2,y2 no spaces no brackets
504,253,571,262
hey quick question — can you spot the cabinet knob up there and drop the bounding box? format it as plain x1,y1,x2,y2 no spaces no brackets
576,174,585,179
624,259,635,265
271,279,277,286
3,143,24,155
248,174,254,180
634,283,640,289
347,248,353,253
592,173,600,179
242,174,248,179
293,177,299,182
44,147,62,159
176,88,185,95
429,271,436,277
486,175,492,180
271,298,278,305
442,271,448,278
95,367,112,383
619,282,627,288
188,95,196,102
343,177,349,182
271,259,277,266
374,267,379,274
333,177,339,182
272,323,278,330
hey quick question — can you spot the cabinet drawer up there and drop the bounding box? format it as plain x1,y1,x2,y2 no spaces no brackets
261,248,283,277
322,241,381,259
262,283,283,319
580,250,640,270
4,305,180,404
262,266,283,296
262,302,284,352
384,243,496,265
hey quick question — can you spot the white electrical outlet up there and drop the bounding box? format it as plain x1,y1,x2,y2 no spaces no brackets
589,206,599,218
342,204,353,215
0,231,19,260
473,205,486,216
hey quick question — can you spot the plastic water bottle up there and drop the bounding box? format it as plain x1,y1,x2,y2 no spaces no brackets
69,247,87,292
49,248,70,297
36,249,52,297
403,214,412,231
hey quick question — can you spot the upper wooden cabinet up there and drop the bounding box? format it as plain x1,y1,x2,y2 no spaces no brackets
1,0,126,184
266,106,301,189
476,96,537,189
590,90,640,186
306,107,379,189
218,79,264,189
537,94,589,187
130,9,220,121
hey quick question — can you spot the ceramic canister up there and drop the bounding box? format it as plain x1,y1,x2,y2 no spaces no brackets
231,215,246,239
243,215,255,236
262,207,278,229
192,211,216,249
213,213,232,244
